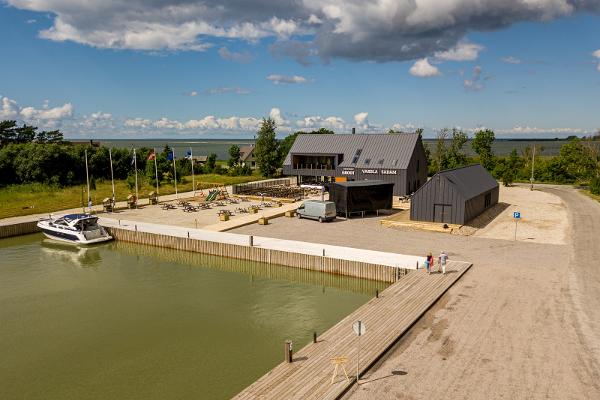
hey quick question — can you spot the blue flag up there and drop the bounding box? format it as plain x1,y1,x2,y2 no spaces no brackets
167,151,174,161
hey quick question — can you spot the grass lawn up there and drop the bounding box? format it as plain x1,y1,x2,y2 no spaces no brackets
0,173,261,219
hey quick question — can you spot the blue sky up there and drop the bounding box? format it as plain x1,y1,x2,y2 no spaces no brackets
1,1,599,138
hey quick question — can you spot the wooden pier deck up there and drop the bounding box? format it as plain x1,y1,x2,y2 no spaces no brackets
233,260,472,400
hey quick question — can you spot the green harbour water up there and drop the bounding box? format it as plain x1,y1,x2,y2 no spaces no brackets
0,234,384,400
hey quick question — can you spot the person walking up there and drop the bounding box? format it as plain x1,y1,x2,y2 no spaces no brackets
424,255,430,274
426,252,435,275
439,251,448,275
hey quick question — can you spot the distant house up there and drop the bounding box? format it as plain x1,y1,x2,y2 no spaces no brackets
410,164,499,225
239,145,257,169
282,133,428,196
191,155,208,165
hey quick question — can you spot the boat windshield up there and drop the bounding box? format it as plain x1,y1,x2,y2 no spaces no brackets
75,218,100,231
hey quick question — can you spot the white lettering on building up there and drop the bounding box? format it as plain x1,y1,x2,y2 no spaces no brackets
380,170,397,175
361,169,378,174
341,169,355,175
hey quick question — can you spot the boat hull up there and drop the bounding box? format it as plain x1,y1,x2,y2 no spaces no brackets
38,223,113,245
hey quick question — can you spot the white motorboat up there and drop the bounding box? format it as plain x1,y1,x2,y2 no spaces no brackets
37,214,113,245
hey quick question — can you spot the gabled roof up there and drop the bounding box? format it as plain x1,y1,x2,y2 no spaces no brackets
283,133,420,170
433,164,498,200
239,145,255,162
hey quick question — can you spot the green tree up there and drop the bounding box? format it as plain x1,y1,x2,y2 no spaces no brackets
255,118,280,177
472,129,495,170
228,145,241,167
433,128,449,172
557,139,597,182
206,153,217,172
0,120,19,145
446,128,469,169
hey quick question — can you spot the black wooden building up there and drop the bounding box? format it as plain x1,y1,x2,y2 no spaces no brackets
410,164,499,225
282,133,428,196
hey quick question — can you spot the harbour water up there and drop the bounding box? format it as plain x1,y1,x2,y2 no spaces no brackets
0,234,383,400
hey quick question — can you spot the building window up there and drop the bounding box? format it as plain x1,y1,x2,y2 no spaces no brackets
484,192,491,208
364,158,371,165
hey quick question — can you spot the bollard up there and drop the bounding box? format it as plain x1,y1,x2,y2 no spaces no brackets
135,224,137,232
118,219,121,226
285,340,293,363
322,248,325,257
187,231,190,238
416,261,419,269
313,332,317,344
249,235,253,247
376,289,379,298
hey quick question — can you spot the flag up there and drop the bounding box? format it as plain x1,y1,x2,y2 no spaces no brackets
185,150,192,159
148,151,156,161
167,151,174,161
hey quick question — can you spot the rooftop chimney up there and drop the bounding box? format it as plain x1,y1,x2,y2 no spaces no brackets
352,127,355,135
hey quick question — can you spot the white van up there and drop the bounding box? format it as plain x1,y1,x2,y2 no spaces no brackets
296,200,336,222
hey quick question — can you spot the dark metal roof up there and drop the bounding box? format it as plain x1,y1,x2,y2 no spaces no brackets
433,164,498,200
334,180,394,187
283,133,420,170
239,145,255,162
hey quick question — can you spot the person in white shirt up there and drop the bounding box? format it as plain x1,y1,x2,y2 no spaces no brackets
439,251,448,275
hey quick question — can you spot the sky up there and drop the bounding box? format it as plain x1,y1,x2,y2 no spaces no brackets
0,0,599,139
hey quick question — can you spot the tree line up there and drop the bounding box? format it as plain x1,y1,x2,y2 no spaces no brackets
426,128,600,193
0,121,250,188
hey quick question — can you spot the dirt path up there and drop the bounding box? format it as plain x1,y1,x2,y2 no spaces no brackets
232,185,600,399
542,186,600,374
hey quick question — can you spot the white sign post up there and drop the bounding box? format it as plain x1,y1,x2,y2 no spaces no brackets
352,320,366,384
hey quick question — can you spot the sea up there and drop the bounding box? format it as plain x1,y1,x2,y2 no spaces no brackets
97,138,573,159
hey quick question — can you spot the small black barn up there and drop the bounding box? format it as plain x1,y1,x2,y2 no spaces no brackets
410,164,499,225
330,180,394,218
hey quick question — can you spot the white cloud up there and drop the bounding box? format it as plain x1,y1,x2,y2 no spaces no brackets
218,47,253,63
296,115,345,130
266,74,308,85
205,87,251,95
353,112,369,127
593,49,600,71
501,56,522,64
499,126,594,135
26,19,37,24
124,118,152,128
0,96,19,119
20,102,73,120
6,0,600,62
185,91,198,97
463,65,485,91
409,58,440,77
434,40,484,61
269,107,288,126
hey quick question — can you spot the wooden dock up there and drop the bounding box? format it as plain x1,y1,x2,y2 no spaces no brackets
233,260,472,400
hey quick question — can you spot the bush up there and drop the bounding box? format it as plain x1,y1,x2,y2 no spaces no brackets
591,176,600,195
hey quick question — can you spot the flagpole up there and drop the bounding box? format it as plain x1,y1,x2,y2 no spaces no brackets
154,148,159,202
109,148,115,208
173,149,178,198
85,149,91,213
134,148,139,208
190,146,195,195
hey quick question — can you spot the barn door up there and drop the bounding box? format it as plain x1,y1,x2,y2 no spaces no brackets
434,204,452,223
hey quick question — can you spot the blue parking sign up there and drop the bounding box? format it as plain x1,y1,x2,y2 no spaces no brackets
513,212,521,219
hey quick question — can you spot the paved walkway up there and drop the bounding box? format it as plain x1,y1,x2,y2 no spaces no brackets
233,261,472,400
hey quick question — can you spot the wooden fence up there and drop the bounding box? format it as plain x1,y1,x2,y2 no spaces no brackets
107,227,404,283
